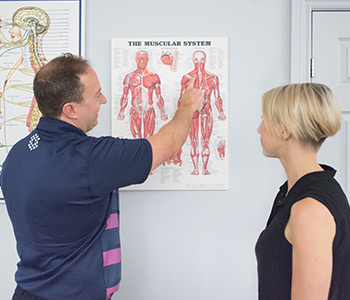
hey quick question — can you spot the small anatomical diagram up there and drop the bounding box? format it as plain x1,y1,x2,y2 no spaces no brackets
160,50,178,72
176,50,226,175
217,139,226,160
117,50,168,138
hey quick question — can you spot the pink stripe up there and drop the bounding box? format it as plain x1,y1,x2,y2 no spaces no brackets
106,283,120,300
103,248,121,266
106,213,119,229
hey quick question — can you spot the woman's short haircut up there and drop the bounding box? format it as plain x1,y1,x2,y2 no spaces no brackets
33,53,90,119
262,83,341,150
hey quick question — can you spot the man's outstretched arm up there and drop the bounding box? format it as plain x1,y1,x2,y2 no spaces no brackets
147,75,203,171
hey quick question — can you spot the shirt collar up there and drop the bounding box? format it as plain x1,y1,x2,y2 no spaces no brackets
281,164,336,199
36,117,87,137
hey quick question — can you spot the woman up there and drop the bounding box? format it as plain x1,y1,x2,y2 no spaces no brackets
256,83,350,300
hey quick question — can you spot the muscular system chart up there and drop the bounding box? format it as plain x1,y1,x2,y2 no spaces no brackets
111,38,228,190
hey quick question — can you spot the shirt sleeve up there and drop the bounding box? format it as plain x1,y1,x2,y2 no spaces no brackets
85,136,152,195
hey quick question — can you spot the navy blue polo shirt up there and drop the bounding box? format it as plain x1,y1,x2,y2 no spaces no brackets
1,117,152,300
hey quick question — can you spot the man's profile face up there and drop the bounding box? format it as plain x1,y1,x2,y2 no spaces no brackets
76,67,107,132
135,51,149,69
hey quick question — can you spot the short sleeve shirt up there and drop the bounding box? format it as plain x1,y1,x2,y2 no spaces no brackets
1,117,152,300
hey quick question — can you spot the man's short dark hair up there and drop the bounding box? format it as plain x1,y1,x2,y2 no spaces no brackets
34,53,90,119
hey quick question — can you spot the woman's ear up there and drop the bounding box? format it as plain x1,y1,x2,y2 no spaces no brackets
281,126,291,140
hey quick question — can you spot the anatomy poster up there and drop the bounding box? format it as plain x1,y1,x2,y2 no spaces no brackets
111,38,228,190
0,0,84,199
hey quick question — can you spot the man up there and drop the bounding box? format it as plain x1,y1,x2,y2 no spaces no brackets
1,53,203,300
117,50,168,138
176,50,226,175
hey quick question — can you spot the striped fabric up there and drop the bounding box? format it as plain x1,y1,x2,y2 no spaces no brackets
102,190,121,300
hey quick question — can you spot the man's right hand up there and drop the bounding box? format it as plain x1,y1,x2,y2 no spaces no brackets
146,75,203,172
178,75,204,113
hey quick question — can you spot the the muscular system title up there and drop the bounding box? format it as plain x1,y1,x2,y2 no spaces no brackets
128,40,211,47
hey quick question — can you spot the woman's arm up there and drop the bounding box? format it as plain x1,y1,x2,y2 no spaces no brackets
285,197,336,300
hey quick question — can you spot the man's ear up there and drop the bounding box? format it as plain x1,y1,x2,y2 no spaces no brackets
61,102,79,120
281,126,291,140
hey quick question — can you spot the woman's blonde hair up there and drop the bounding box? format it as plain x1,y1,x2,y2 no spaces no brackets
262,83,341,150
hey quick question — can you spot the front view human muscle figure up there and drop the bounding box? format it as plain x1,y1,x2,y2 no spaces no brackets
118,50,168,138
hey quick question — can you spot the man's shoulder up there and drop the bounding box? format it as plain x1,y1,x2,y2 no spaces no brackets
5,133,32,158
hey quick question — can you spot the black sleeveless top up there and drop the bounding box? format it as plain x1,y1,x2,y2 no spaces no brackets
256,165,350,300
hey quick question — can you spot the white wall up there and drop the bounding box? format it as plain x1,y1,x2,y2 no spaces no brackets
0,0,290,299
